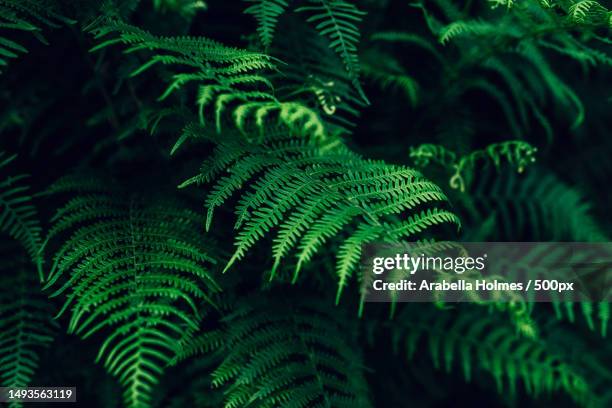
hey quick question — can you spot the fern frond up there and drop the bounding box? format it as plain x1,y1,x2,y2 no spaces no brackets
459,167,606,242
0,248,56,408
422,0,595,135
212,297,372,408
519,42,585,129
439,20,508,45
244,0,291,48
196,84,329,140
0,0,72,73
568,1,609,26
411,141,537,192
482,56,553,140
296,0,368,102
0,152,44,279
409,144,457,168
269,28,366,135
458,168,609,335
177,126,459,303
43,177,220,408
89,18,340,141
551,301,610,338
152,0,207,18
86,18,277,100
392,305,594,405
361,50,419,106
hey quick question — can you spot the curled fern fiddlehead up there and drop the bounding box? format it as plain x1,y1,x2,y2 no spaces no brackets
410,141,537,192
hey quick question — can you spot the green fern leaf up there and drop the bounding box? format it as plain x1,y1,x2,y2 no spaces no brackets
459,168,607,242
297,0,368,103
86,18,277,100
393,305,594,405
410,141,537,192
0,0,73,72
0,248,56,408
244,0,291,48
196,84,329,140
438,20,507,45
0,152,44,279
458,168,610,335
212,297,372,408
177,126,459,302
568,1,609,26
43,177,220,408
361,50,419,106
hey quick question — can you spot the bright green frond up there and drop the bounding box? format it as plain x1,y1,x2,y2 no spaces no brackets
178,126,457,300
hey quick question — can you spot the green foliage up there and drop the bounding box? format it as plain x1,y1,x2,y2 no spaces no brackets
176,125,459,302
267,29,366,136
361,49,419,106
439,19,502,45
195,85,329,140
87,16,345,141
457,168,610,336
458,167,607,242
0,0,72,72
43,177,220,408
404,0,612,137
567,1,610,26
244,0,290,49
0,0,611,406
86,17,277,101
242,0,369,105
152,0,207,18
0,247,56,408
212,297,371,408
296,1,368,102
410,141,538,192
0,152,44,279
392,305,594,405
